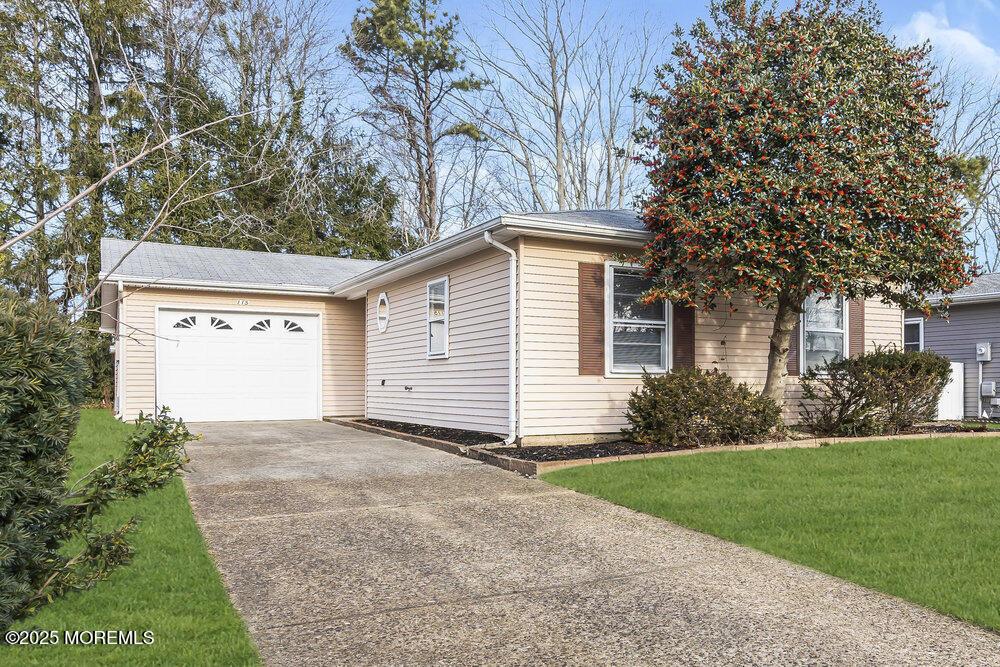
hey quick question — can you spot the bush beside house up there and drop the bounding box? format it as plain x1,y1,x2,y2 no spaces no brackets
800,347,952,437
625,369,783,448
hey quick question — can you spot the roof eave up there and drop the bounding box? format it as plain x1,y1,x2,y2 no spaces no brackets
928,291,1000,307
331,215,650,299
102,274,336,296
331,217,505,299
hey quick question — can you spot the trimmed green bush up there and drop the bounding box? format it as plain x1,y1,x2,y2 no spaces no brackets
800,346,952,437
0,291,192,630
625,369,783,448
0,292,88,628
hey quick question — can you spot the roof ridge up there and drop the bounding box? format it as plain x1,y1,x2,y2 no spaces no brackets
507,208,635,215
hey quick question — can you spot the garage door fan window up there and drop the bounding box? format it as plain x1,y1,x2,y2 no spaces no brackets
250,319,270,332
284,320,304,333
427,277,448,358
173,315,196,329
210,317,232,330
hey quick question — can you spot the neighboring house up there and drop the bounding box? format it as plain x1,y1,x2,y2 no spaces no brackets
905,273,1000,419
100,210,903,443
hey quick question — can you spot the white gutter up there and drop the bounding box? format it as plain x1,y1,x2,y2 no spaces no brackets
501,214,649,244
929,291,1000,307
103,275,333,297
483,231,518,446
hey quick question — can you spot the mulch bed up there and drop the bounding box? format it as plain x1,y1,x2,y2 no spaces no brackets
359,419,502,446
361,419,996,464
492,440,686,462
902,422,991,434
492,422,996,462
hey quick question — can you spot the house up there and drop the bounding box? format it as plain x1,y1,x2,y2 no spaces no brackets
905,273,1000,419
100,210,904,443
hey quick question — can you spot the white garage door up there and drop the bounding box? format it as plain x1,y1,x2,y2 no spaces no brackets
156,309,320,422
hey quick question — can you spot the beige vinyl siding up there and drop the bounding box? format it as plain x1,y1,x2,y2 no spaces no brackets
519,237,643,436
695,295,901,421
864,297,904,351
695,294,775,383
519,236,905,434
519,238,794,435
695,295,807,421
697,296,900,378
365,248,511,434
118,287,365,421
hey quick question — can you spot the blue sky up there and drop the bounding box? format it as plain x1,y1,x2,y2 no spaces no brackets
326,0,1000,77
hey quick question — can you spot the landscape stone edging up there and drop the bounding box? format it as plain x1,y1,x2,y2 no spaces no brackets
328,418,1000,477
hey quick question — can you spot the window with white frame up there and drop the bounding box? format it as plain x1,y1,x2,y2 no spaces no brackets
427,278,448,358
904,318,923,352
802,294,847,372
606,264,669,374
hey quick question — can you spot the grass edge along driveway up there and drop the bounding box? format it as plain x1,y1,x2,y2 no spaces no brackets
8,409,259,666
544,436,1000,633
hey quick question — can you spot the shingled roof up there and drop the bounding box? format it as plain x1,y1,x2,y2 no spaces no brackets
506,209,645,232
100,238,383,292
100,210,649,295
932,272,1000,304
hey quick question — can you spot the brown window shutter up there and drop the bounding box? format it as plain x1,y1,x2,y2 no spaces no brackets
672,304,696,369
787,317,801,376
578,263,605,375
849,298,865,356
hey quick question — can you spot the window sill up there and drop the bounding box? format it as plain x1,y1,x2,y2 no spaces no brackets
605,368,668,379
427,353,449,360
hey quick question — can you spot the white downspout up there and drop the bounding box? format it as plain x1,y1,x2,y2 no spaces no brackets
979,360,985,418
117,280,126,420
484,231,518,445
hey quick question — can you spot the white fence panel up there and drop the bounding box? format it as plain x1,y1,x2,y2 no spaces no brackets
936,361,964,421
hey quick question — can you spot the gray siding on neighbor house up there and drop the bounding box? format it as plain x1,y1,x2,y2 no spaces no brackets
908,302,1000,417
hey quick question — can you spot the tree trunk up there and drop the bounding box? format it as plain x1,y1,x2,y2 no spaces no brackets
161,0,174,137
762,290,804,406
418,28,438,244
31,27,48,299
548,46,567,210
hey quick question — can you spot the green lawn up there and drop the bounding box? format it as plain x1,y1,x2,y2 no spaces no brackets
544,437,1000,631
8,409,259,666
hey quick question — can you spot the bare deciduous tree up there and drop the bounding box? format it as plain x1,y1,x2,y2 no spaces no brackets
934,61,1000,270
468,0,663,213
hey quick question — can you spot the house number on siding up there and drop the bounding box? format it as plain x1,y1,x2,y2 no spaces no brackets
236,299,249,306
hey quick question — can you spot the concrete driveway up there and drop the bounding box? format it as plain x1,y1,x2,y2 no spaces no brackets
184,421,1000,666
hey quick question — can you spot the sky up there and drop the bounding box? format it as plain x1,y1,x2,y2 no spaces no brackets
324,0,1000,79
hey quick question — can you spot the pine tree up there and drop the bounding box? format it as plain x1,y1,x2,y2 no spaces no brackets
342,0,484,243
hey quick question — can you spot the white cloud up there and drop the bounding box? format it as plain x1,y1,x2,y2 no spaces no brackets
896,10,1000,75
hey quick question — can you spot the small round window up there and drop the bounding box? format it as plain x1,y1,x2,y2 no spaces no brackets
376,292,390,333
